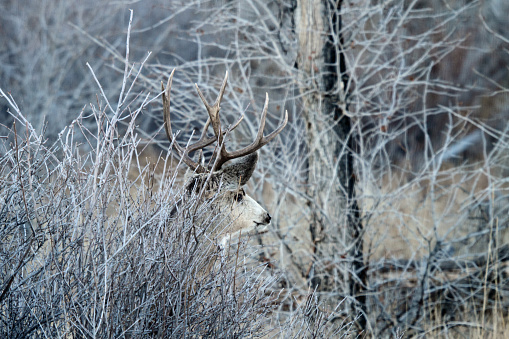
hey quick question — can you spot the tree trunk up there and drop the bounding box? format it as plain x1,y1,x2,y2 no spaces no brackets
295,0,366,328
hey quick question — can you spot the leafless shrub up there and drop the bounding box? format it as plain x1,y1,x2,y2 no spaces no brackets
0,19,282,337
0,12,360,337
341,0,509,335
161,0,509,336
3,0,509,337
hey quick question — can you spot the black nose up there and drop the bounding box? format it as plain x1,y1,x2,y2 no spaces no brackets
265,214,271,224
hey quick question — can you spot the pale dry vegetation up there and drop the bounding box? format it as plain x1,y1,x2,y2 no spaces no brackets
2,0,509,338
0,11,354,337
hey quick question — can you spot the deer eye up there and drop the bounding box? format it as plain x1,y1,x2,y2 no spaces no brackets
235,190,245,203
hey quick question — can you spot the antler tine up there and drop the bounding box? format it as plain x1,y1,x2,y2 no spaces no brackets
161,70,187,159
195,71,228,143
162,69,215,173
229,114,244,132
258,95,288,143
255,93,270,142
199,118,211,140
213,93,288,170
162,70,287,173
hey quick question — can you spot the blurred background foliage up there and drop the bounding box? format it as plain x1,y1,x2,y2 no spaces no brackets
2,0,509,337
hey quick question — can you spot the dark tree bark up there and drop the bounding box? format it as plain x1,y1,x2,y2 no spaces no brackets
295,0,366,329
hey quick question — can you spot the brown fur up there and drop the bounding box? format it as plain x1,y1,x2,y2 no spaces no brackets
181,152,270,248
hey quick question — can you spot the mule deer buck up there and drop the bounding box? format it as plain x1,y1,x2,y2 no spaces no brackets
161,70,287,249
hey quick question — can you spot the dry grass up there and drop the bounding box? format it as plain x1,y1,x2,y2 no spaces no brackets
2,0,509,337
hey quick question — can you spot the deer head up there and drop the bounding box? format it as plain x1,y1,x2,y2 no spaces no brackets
161,70,287,246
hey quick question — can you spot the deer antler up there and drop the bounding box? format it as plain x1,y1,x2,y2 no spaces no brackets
162,69,216,173
162,70,288,172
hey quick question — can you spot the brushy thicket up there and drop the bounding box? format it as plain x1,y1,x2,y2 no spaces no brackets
3,0,509,337
0,18,356,337
0,77,270,338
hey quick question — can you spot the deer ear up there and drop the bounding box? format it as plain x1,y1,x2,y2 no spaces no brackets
186,171,221,196
219,152,258,187
185,174,203,195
